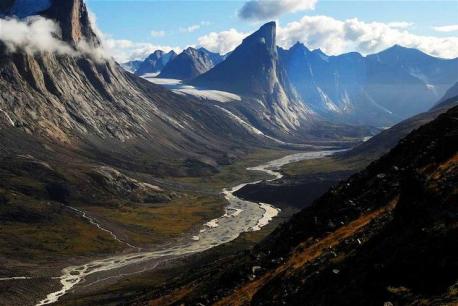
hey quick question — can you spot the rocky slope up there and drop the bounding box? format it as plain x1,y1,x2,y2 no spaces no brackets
143,105,458,306
158,47,223,80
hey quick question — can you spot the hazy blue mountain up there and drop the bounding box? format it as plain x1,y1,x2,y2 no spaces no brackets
133,50,177,76
121,60,142,73
280,43,458,126
158,47,223,80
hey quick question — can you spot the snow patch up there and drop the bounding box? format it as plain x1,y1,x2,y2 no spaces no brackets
142,77,241,103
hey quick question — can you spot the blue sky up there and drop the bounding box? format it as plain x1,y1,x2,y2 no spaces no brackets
85,0,458,61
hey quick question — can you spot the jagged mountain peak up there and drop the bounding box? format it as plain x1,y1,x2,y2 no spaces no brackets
3,0,100,47
134,49,177,76
42,0,100,47
240,21,276,54
289,41,310,53
158,46,223,80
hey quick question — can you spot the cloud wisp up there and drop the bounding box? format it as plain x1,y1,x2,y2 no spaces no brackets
198,28,248,54
239,0,317,21
150,30,166,37
0,13,111,62
0,16,74,55
433,24,458,33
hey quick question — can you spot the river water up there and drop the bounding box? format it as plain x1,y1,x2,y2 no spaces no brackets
36,149,342,305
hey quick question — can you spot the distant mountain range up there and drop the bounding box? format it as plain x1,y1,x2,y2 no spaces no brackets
133,50,177,76
129,23,458,127
123,47,225,80
279,43,458,125
159,47,224,80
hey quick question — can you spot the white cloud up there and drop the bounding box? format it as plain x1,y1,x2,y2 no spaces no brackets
239,0,317,21
102,38,181,62
433,24,458,33
0,15,110,62
180,24,201,33
0,16,74,55
276,15,458,58
179,21,211,33
198,28,249,54
150,30,166,37
87,10,179,62
387,21,413,29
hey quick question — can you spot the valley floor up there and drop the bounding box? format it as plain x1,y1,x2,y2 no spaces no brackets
2,147,349,305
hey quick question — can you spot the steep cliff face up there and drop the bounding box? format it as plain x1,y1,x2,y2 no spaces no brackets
191,22,314,134
0,0,272,155
193,22,286,97
41,0,100,47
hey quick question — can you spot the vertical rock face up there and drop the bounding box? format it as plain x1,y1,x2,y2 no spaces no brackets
192,22,282,96
191,22,311,132
42,0,100,47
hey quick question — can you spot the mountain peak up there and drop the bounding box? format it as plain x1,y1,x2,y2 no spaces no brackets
42,0,100,47
243,21,276,51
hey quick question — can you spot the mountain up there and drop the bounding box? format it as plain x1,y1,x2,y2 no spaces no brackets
133,50,177,76
346,82,458,162
193,22,289,97
280,43,458,126
191,22,315,135
120,59,142,73
0,0,297,225
142,104,458,306
158,47,223,80
435,82,458,107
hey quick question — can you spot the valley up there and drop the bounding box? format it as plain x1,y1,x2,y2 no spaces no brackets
1,146,349,305
0,0,457,305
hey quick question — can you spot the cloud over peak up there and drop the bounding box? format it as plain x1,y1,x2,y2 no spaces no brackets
0,16,74,55
238,0,317,21
276,16,458,58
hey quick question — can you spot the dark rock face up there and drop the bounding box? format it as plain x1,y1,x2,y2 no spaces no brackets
134,50,177,76
191,22,313,134
43,0,100,47
192,22,283,96
159,47,222,80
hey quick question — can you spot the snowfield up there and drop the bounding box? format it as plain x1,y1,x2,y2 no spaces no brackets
142,76,241,103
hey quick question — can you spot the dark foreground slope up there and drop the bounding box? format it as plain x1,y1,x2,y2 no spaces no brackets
142,105,458,306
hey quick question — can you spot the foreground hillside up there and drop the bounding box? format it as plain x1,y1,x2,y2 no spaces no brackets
138,105,457,305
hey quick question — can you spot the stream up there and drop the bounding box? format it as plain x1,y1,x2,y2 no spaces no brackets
36,149,342,305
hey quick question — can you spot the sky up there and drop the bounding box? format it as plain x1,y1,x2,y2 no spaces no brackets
84,0,458,62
